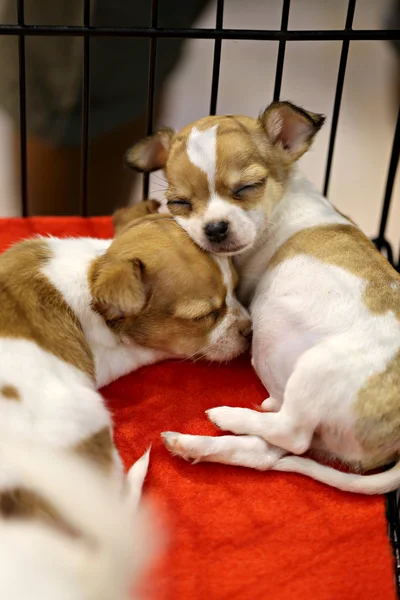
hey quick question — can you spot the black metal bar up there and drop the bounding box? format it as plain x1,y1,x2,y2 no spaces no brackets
323,0,356,197
378,105,400,241
372,237,395,266
273,0,290,101
17,0,27,217
386,491,400,597
0,25,398,41
209,0,224,116
80,0,91,217
143,0,159,199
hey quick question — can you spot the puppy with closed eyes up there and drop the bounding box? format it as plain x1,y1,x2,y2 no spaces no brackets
0,199,251,598
128,102,400,495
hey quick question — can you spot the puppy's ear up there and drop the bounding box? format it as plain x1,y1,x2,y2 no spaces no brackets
259,101,325,161
91,256,147,321
113,200,161,235
126,128,175,172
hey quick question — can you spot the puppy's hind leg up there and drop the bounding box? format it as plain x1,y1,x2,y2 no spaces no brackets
207,344,329,456
162,432,286,470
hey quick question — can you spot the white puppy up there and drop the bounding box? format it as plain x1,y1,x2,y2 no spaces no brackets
128,104,400,495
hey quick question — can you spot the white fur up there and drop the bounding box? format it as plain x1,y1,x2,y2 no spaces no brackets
0,236,167,597
187,125,217,192
165,171,400,494
235,169,349,304
207,255,250,360
0,338,116,486
0,437,154,600
42,237,168,388
176,200,264,257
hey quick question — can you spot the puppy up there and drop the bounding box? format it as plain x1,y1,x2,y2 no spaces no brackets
128,105,400,495
0,438,153,600
0,200,250,596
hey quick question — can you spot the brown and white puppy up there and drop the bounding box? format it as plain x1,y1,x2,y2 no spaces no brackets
128,105,400,495
0,200,250,598
125,103,324,265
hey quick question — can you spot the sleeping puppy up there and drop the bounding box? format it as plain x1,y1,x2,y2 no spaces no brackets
0,200,250,597
128,105,400,495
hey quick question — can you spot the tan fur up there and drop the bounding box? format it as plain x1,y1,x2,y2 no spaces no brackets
74,427,114,473
126,102,325,223
113,198,161,235
1,385,20,401
0,239,94,380
267,223,400,466
0,430,115,534
125,127,174,173
0,487,81,538
164,115,288,219
89,214,247,357
356,352,400,468
267,224,400,315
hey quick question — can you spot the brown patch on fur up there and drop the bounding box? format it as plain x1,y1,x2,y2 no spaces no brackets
0,487,81,538
259,101,325,162
355,351,400,468
1,384,20,400
229,260,240,291
89,214,237,357
126,127,174,173
268,224,400,316
0,239,94,380
113,199,161,235
74,427,114,473
267,223,400,465
355,350,400,467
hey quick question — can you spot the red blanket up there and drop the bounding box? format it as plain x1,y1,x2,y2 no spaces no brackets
0,217,396,600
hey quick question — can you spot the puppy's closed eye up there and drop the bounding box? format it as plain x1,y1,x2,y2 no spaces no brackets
174,301,220,322
193,309,220,322
167,199,192,210
233,179,267,200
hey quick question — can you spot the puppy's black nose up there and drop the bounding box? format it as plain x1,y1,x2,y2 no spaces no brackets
204,221,229,243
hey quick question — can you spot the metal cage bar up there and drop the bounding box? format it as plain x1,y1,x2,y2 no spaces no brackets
323,0,356,198
80,0,91,217
372,105,400,268
273,0,290,102
386,490,400,596
209,0,224,116
17,0,27,217
4,3,400,255
0,24,397,41
143,0,159,198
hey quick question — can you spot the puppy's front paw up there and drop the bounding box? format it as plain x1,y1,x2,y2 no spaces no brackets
162,432,214,464
260,397,280,412
206,406,256,435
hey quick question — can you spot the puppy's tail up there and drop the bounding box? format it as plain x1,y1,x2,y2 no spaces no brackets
272,455,400,495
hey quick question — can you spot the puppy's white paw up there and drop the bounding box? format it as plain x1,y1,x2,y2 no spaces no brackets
162,432,215,464
206,406,259,435
260,397,280,412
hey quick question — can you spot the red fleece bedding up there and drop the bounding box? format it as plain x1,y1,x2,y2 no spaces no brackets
0,216,396,600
